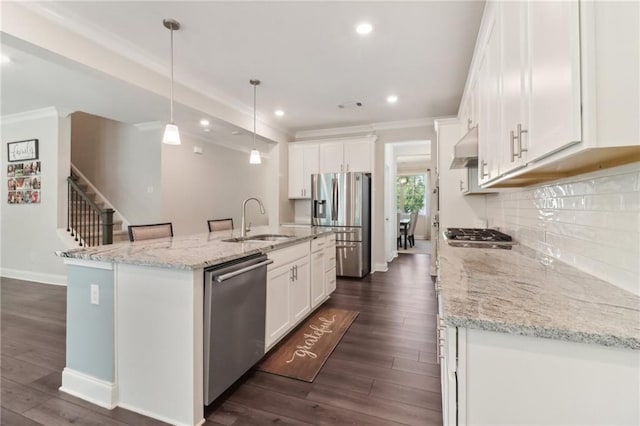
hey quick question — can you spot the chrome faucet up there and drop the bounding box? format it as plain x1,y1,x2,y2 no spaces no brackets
241,197,266,237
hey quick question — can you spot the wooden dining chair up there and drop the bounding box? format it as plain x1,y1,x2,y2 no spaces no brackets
128,222,173,242
207,218,234,232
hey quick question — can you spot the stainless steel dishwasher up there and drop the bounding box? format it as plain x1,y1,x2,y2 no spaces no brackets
203,253,272,405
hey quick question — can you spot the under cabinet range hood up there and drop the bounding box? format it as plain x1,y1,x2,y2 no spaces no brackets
450,126,478,169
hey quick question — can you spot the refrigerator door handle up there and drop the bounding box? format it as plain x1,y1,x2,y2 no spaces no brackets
331,177,338,221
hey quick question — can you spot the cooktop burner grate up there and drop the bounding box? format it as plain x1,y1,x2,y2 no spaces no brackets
444,228,516,249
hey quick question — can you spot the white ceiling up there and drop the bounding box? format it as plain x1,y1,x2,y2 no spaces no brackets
1,1,484,142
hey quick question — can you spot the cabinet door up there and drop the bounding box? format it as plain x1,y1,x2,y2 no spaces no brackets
344,141,372,172
528,0,581,162
288,144,305,198
319,142,344,173
290,257,311,324
310,251,326,308
478,10,501,185
501,1,529,174
325,268,336,294
265,264,292,348
301,144,319,197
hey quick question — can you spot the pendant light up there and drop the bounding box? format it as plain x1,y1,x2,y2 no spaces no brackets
249,79,262,164
162,19,181,145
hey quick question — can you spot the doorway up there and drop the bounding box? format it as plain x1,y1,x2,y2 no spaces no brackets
383,140,432,262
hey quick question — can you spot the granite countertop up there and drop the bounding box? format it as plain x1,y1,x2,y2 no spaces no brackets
438,241,640,349
57,225,331,271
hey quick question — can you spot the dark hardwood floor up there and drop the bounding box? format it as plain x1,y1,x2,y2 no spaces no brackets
1,253,441,426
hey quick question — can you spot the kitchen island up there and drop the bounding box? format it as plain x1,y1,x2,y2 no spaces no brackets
436,241,640,425
57,226,335,426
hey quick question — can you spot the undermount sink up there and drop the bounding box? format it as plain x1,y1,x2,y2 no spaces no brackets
222,234,294,243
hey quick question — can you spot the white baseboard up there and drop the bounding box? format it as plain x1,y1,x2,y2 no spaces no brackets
0,268,66,286
374,262,388,272
118,402,205,426
60,368,118,409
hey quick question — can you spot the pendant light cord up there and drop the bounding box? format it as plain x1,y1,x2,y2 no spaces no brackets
253,82,256,148
170,27,174,123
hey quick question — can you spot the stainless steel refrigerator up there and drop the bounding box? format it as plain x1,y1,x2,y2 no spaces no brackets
311,172,371,278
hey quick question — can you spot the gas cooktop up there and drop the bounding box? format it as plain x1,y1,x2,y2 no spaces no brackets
444,228,516,249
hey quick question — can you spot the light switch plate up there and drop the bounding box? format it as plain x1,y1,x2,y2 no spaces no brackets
90,284,99,305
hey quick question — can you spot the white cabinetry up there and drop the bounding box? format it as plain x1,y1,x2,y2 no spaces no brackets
527,0,581,162
442,326,639,425
310,239,326,308
288,143,318,199
318,137,375,173
477,8,501,185
324,234,336,294
500,0,529,174
459,0,639,188
310,234,337,309
265,242,311,350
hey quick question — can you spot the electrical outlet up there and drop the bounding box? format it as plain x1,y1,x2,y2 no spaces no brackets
90,284,100,305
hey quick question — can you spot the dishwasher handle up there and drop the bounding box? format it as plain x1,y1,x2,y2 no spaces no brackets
214,259,273,282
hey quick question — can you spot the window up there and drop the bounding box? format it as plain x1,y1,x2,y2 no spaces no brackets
397,174,427,214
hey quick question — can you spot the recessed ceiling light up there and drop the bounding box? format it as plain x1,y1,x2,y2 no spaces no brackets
356,23,373,35
1,55,11,64
274,110,285,117
199,119,210,127
387,95,398,104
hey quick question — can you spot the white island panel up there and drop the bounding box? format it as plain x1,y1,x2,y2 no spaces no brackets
116,263,204,426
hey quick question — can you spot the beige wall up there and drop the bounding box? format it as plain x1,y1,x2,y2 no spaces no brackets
1,107,71,284
71,112,162,225
161,134,271,236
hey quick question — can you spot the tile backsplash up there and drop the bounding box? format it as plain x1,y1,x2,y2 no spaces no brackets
486,162,640,296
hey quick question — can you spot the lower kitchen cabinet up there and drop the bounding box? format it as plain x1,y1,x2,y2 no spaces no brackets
265,242,310,350
441,326,640,425
290,256,310,324
310,237,327,308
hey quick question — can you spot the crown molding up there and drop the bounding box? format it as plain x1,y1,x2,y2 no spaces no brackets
294,117,435,140
372,117,435,131
1,107,62,124
19,2,290,139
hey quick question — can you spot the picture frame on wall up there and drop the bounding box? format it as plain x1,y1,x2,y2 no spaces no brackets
7,139,39,162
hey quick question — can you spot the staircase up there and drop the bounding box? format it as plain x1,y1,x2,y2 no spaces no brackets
66,169,129,247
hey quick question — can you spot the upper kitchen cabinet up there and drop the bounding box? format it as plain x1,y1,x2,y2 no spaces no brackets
477,8,501,186
527,0,581,163
458,0,640,188
499,0,530,174
318,137,376,174
288,143,319,199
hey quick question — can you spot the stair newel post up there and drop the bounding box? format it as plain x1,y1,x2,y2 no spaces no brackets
66,179,71,232
102,209,115,245
72,188,78,241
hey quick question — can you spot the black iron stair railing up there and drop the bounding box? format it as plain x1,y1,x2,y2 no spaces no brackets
66,175,114,246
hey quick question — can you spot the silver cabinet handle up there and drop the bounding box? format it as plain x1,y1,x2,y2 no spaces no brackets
481,160,489,178
214,259,274,282
517,123,528,158
459,180,464,191
340,164,343,172
510,130,516,162
290,266,294,282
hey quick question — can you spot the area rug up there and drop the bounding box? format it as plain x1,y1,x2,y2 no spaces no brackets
257,307,359,382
